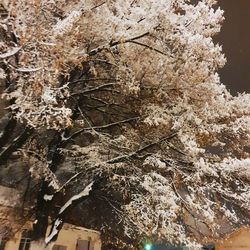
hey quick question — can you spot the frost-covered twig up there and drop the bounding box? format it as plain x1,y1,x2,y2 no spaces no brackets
108,132,177,163
56,171,84,194
15,67,42,73
71,82,119,96
0,47,21,59
63,116,140,142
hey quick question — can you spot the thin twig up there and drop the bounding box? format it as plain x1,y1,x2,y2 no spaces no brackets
128,40,169,56
63,116,140,142
70,77,117,85
109,31,150,47
89,30,173,58
71,82,118,96
91,1,106,10
56,171,84,194
108,132,177,163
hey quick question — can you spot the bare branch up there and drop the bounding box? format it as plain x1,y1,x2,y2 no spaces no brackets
109,31,150,47
71,82,118,96
108,132,177,163
70,77,117,84
62,116,140,143
128,40,171,57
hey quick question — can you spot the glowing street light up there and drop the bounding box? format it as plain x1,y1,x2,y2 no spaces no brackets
144,243,153,250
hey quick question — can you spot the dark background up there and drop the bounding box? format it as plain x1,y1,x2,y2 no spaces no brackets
216,0,250,95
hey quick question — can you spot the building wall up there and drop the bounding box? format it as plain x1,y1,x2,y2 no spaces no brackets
48,223,101,250
3,235,20,250
216,227,250,250
4,223,101,250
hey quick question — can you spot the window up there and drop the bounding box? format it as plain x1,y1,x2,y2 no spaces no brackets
76,239,91,250
202,245,215,250
52,244,67,250
18,230,32,250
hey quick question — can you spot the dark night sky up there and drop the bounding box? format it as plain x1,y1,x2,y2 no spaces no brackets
216,0,250,94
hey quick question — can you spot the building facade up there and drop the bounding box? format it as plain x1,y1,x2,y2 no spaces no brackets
215,227,250,250
3,223,101,250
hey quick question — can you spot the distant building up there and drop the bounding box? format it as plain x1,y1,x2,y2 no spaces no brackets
3,222,101,250
216,227,250,250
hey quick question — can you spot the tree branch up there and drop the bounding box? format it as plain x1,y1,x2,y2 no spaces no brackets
45,182,93,244
71,82,118,96
62,116,140,143
89,31,173,58
107,132,177,163
70,77,117,85
0,126,33,165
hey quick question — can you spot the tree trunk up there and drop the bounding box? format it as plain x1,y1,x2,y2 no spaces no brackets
32,132,63,240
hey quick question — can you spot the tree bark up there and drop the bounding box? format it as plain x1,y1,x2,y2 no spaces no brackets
32,132,63,240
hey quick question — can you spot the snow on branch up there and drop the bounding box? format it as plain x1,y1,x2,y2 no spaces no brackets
0,47,21,59
15,67,42,73
45,182,93,245
59,181,94,214
53,10,82,36
45,218,63,244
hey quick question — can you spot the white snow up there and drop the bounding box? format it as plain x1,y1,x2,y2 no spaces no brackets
16,67,42,72
41,86,57,105
53,10,82,36
59,182,93,214
45,218,62,244
43,194,54,201
44,182,93,244
0,47,21,59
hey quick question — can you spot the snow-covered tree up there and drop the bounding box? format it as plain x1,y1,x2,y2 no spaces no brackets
0,0,249,248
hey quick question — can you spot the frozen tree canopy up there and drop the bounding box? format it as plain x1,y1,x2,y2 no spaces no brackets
0,0,249,248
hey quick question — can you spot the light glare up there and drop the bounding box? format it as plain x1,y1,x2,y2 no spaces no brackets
144,243,152,250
